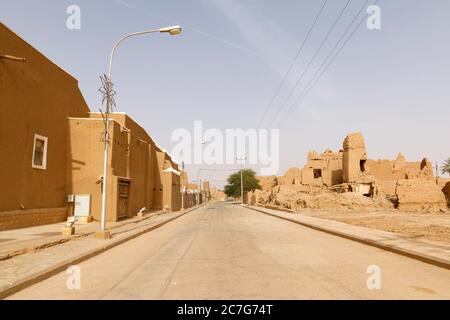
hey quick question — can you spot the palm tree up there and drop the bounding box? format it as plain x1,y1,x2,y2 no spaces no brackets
442,158,450,177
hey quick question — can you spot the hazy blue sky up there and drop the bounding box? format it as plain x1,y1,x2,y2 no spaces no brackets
1,0,449,187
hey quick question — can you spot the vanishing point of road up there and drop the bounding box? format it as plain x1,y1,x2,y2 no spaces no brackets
8,202,450,299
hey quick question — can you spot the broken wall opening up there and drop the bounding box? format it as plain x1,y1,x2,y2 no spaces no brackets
360,159,367,172
313,169,322,179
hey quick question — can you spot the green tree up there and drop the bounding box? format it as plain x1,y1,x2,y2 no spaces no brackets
442,158,450,177
224,169,261,198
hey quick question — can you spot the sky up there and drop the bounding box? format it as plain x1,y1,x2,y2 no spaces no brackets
1,0,449,188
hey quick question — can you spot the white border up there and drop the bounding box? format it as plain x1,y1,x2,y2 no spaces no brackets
32,134,48,170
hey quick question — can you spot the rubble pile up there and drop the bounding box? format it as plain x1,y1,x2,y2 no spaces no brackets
248,132,448,213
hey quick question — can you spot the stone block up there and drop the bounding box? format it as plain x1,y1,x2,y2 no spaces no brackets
62,226,75,236
95,230,111,240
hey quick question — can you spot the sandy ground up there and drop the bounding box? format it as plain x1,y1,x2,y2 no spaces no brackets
301,209,450,245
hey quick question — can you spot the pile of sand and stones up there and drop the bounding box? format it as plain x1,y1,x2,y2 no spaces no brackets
253,184,396,212
251,180,450,245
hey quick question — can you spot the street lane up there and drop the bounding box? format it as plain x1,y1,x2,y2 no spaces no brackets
8,201,450,299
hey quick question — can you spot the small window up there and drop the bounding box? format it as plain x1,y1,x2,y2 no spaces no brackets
32,134,48,170
360,159,367,172
313,169,322,179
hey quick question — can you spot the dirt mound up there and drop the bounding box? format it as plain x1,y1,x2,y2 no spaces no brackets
265,185,394,211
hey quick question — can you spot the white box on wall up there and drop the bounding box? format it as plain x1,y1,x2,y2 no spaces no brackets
74,195,91,217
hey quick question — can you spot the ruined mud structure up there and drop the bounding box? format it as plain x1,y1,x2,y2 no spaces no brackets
248,133,449,212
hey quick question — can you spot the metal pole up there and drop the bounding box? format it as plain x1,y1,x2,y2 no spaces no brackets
240,165,243,204
436,162,439,178
236,157,246,205
99,29,160,233
100,99,110,232
196,170,200,205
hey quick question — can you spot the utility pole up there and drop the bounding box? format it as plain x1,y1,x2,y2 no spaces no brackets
196,169,202,205
236,157,247,205
99,26,182,238
436,162,439,178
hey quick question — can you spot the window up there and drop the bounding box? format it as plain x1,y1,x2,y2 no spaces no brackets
32,134,48,170
360,159,367,172
313,169,322,179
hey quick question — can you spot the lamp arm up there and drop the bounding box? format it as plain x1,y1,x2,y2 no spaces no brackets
108,29,160,79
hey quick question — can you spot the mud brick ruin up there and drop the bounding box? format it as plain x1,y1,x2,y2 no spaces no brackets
248,133,450,212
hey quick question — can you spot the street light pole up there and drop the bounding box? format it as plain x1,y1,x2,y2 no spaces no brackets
196,168,203,205
236,157,247,205
99,26,182,234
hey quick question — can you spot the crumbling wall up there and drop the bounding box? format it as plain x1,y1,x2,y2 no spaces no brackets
395,179,447,212
343,133,367,183
375,180,397,195
255,184,394,211
251,132,444,213
278,168,302,185
302,149,343,187
437,178,450,189
442,182,450,205
257,176,278,192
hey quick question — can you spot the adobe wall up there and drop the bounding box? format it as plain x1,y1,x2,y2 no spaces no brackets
303,149,343,186
68,113,169,222
0,23,90,228
90,113,159,215
0,23,193,229
257,176,278,192
152,150,165,210
278,168,302,185
442,182,450,204
396,179,447,212
67,118,128,222
437,178,450,188
342,132,367,183
0,207,68,231
253,132,447,213
181,171,189,188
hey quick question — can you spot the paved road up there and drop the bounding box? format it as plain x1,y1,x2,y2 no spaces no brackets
8,202,450,299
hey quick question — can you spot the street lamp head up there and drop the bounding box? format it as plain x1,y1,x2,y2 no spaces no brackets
159,25,182,36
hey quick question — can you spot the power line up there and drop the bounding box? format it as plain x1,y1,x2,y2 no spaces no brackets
276,0,370,128
257,0,328,128
113,0,263,59
267,0,352,129
277,0,380,129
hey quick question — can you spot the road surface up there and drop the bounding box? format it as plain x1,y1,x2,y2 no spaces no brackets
8,201,450,299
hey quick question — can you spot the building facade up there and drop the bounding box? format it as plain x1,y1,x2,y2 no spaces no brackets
0,23,90,230
0,23,198,230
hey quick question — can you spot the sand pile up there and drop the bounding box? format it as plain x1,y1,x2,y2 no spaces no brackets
257,185,395,211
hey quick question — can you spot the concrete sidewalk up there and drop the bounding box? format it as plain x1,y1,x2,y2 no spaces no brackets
0,204,204,299
0,209,168,261
246,205,450,270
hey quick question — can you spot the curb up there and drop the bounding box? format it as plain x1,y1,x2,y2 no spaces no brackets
0,204,206,299
245,205,450,271
0,209,171,261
